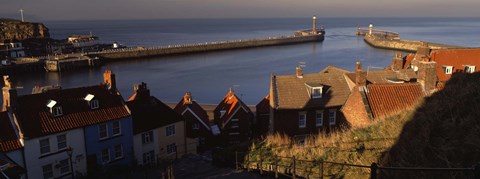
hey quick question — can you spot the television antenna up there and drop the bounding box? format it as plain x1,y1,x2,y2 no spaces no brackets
298,61,306,68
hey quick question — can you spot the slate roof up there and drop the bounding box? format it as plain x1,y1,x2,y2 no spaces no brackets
173,92,210,128
271,66,351,109
429,49,480,82
214,89,252,128
255,95,270,114
366,83,425,119
127,95,183,135
14,84,130,139
0,112,22,152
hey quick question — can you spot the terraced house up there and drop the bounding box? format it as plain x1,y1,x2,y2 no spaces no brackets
1,70,134,178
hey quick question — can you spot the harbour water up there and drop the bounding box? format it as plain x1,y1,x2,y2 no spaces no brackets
9,18,480,104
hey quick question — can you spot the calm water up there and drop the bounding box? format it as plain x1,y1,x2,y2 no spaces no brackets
9,18,480,105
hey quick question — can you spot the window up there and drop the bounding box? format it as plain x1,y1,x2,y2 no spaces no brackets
58,159,70,174
166,143,176,154
231,119,239,128
114,144,123,159
142,150,155,165
192,123,199,130
112,121,121,136
166,125,175,136
465,65,476,73
90,99,99,109
298,112,306,128
99,124,108,139
101,149,110,163
52,106,63,117
315,110,323,127
220,110,226,118
42,164,53,179
57,134,67,150
40,138,50,155
142,131,154,144
443,65,453,74
329,110,336,125
312,88,322,98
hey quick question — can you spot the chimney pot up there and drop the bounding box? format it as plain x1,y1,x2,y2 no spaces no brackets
296,67,303,78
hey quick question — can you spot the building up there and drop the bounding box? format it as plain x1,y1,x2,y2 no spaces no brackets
0,111,25,177
342,60,425,127
268,66,351,138
0,151,25,179
174,92,214,152
126,83,190,166
255,95,270,136
1,70,133,178
213,88,254,144
0,41,26,59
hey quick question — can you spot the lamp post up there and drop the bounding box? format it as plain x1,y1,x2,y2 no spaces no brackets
66,146,74,179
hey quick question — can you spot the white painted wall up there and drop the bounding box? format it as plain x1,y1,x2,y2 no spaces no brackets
23,128,87,179
133,130,160,165
6,150,24,168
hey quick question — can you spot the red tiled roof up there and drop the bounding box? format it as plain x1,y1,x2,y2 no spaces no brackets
429,49,480,82
255,95,270,114
272,66,351,109
366,83,425,119
214,89,252,128
127,96,183,135
345,69,417,85
0,112,22,152
15,85,130,138
173,93,209,127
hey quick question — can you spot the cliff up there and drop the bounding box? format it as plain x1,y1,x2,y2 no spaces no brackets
0,19,50,40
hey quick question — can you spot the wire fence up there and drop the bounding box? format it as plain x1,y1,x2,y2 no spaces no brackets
235,151,480,179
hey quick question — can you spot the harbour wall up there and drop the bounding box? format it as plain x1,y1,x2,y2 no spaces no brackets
364,34,464,52
87,34,324,60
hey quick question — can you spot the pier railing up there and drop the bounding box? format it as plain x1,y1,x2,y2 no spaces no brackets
356,28,400,39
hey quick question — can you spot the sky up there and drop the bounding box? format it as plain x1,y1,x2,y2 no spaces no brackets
1,0,480,20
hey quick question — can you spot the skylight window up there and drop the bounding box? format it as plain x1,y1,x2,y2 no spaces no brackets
464,65,475,73
443,65,453,75
47,100,63,117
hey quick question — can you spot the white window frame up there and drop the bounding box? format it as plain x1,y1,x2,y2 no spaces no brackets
57,134,67,150
443,65,453,75
142,150,155,165
99,124,108,140
166,125,175,136
40,138,50,155
166,143,176,154
311,87,323,98
315,110,323,127
52,106,63,117
114,144,123,159
101,148,110,164
298,111,306,128
192,122,199,130
142,131,154,144
90,99,99,109
465,65,476,73
42,164,53,179
58,158,70,174
112,121,121,136
329,110,336,125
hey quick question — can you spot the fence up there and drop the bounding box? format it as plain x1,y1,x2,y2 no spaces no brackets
235,151,480,179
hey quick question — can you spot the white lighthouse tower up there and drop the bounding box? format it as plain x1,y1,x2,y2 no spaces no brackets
312,16,317,34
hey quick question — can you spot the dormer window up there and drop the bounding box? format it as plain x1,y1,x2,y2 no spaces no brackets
84,94,99,109
305,83,323,98
47,100,63,117
443,65,453,75
464,65,475,73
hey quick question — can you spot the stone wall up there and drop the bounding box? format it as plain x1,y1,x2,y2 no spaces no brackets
0,19,50,40
364,35,461,52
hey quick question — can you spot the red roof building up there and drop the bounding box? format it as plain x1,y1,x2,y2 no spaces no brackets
0,112,22,153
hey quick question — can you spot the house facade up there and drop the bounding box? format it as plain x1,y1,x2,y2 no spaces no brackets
0,111,24,175
268,66,351,138
127,83,190,166
174,92,213,151
1,70,133,178
213,88,254,144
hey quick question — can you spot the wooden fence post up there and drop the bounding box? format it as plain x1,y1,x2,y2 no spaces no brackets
293,156,296,179
274,155,278,178
370,162,378,179
319,160,323,179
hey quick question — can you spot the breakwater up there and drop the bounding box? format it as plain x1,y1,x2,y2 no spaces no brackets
364,34,464,52
87,34,324,60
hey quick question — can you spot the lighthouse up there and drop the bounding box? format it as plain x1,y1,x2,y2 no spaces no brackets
369,23,373,35
312,16,317,34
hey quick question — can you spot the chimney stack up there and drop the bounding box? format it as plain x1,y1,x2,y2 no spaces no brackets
184,91,193,105
2,76,17,112
296,66,303,78
416,42,430,58
133,82,150,101
103,70,116,90
355,61,366,86
392,52,403,71
417,60,437,92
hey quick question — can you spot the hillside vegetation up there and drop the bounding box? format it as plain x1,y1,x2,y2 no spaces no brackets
246,72,480,178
